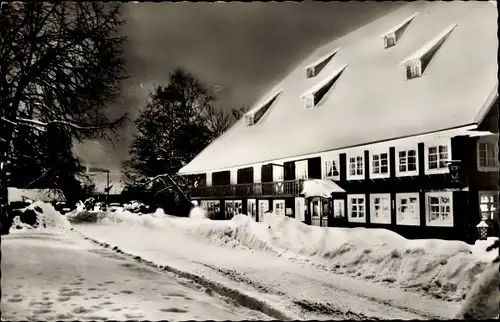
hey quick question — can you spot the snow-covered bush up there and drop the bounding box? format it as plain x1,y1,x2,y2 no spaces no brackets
189,206,208,219
9,201,72,233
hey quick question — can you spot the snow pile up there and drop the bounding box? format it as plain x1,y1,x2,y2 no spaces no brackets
189,206,209,219
9,201,72,233
173,213,499,302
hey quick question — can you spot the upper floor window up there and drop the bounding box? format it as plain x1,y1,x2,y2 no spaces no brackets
295,160,308,180
477,135,499,171
406,60,422,79
384,35,396,49
348,155,364,179
324,158,340,179
427,144,449,172
479,191,499,221
371,152,389,177
397,148,418,176
426,191,453,227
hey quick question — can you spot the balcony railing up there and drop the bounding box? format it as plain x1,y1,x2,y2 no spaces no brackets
191,180,305,198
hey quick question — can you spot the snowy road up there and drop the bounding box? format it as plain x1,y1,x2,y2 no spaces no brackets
74,223,462,320
0,230,270,321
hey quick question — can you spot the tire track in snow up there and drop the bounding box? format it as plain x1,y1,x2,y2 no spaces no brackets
80,234,293,321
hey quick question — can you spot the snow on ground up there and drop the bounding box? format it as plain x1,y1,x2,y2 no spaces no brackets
68,208,500,320
1,230,269,321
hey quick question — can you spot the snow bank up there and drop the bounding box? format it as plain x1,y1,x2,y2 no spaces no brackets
166,213,499,302
189,206,208,219
9,201,72,233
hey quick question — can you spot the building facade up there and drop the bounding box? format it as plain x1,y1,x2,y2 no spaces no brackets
180,1,498,244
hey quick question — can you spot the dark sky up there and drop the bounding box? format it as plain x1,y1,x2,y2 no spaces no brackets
73,1,404,171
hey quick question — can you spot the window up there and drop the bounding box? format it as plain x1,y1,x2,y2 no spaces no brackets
295,197,306,221
225,200,242,220
306,67,315,79
202,200,220,219
385,35,396,49
348,155,364,178
477,136,499,170
426,192,453,227
406,60,421,79
273,165,284,181
398,149,417,175
333,199,345,218
301,64,347,108
348,194,366,223
479,191,499,221
370,194,391,224
304,94,314,109
244,90,282,126
396,193,420,226
295,160,308,180
273,200,285,216
258,200,269,222
324,159,340,179
372,152,389,177
247,199,257,221
427,144,449,171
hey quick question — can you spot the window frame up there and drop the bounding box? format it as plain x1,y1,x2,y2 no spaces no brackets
347,152,365,180
304,94,314,109
295,160,309,180
370,194,392,224
425,191,454,227
405,59,422,80
396,193,420,226
370,151,390,179
478,191,499,221
323,156,340,180
476,135,499,172
424,139,451,175
396,146,419,177
273,199,286,216
347,194,366,223
384,33,396,49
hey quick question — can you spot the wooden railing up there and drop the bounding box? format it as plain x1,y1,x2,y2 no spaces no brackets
191,180,305,198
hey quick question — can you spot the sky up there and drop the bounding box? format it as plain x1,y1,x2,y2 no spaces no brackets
73,1,404,173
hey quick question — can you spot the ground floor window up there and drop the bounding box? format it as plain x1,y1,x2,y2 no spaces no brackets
425,192,453,227
258,200,269,222
200,200,220,219
396,193,420,226
479,191,499,220
333,199,345,218
247,199,257,221
347,194,366,223
225,200,242,220
370,194,391,224
273,199,285,216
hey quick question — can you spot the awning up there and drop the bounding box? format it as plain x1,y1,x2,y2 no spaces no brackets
300,179,345,198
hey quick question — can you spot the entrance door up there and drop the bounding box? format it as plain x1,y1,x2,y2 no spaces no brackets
258,200,269,222
310,197,321,226
273,200,285,216
247,199,257,221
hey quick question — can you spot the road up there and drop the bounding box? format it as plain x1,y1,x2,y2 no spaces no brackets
1,230,269,321
74,223,462,320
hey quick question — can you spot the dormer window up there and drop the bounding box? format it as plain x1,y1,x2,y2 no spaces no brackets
301,64,347,108
244,90,282,126
381,13,418,49
406,60,422,79
401,24,457,80
304,48,339,79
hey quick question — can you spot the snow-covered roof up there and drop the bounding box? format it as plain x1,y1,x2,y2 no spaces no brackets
300,64,348,98
180,1,498,175
303,48,339,70
380,12,419,38
8,188,65,203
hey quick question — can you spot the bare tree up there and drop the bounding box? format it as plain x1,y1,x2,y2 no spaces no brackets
1,2,128,234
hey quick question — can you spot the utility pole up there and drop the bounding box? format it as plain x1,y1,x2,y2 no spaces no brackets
106,170,110,207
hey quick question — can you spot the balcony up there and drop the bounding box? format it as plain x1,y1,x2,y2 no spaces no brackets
191,180,305,199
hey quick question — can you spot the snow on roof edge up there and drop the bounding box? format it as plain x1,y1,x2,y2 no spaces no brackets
302,48,340,70
245,88,284,116
400,23,458,63
380,12,419,38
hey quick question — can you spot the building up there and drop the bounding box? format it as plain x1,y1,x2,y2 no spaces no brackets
179,1,498,243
